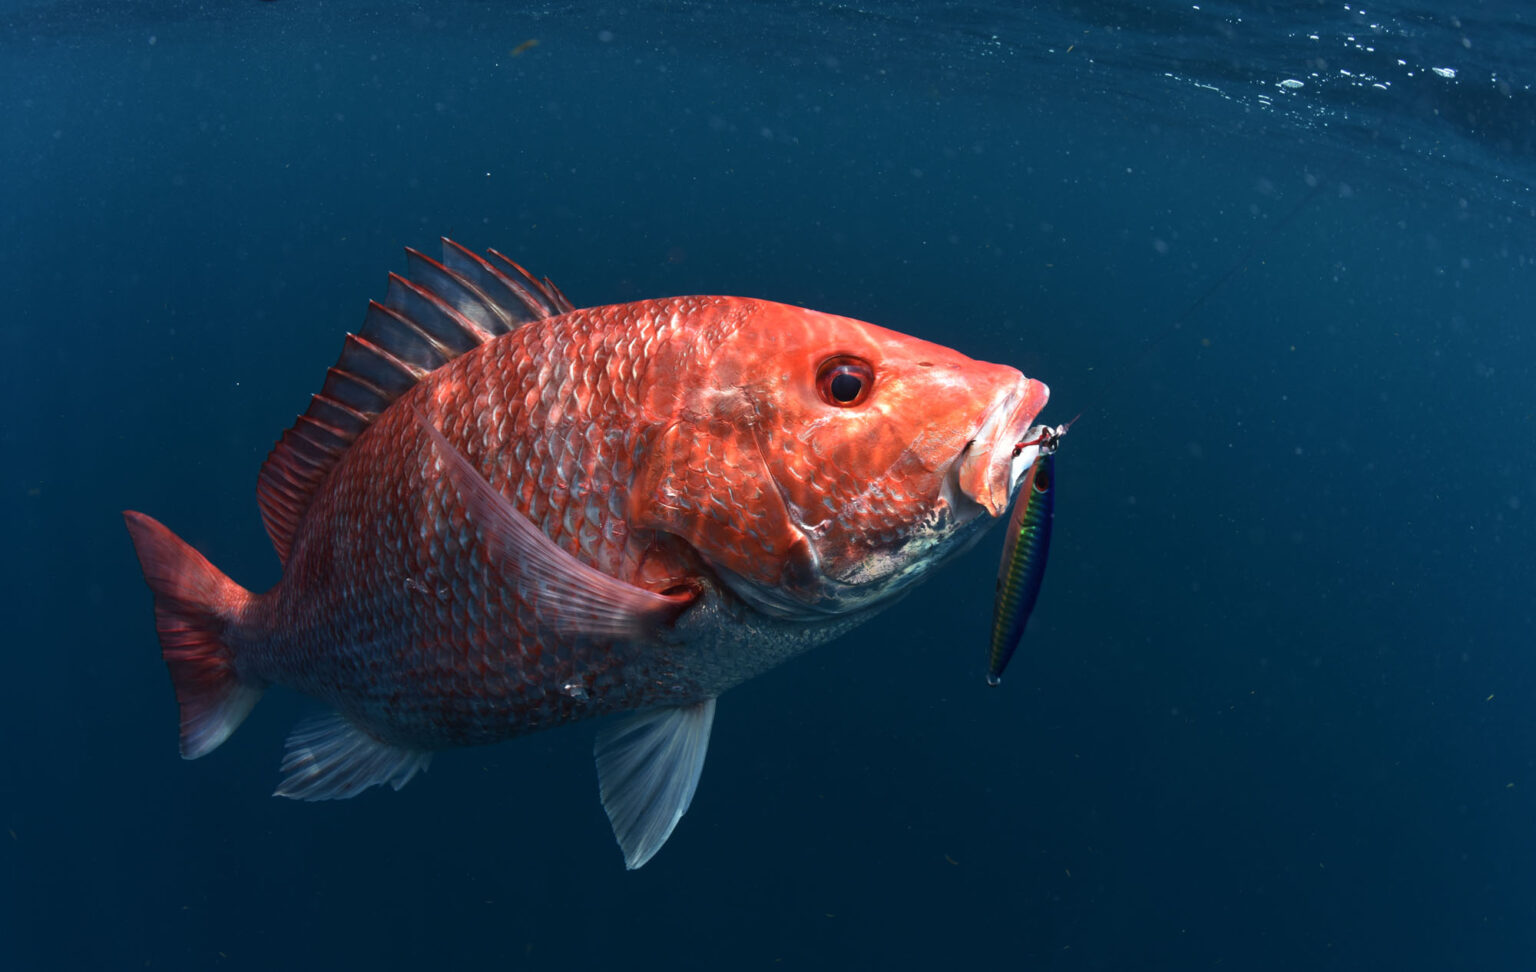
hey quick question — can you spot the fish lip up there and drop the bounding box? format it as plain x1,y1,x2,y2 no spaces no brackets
955,376,1050,518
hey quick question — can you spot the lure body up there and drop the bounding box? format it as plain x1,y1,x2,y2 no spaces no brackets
987,423,1065,685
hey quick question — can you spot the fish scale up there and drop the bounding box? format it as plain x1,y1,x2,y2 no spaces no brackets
124,240,1049,867
250,307,680,743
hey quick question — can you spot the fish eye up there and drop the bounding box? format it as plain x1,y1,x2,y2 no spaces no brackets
816,356,874,407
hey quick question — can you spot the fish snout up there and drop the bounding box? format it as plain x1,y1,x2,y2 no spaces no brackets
955,376,1050,517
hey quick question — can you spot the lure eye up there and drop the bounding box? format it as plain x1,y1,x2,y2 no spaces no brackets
816,356,874,407
1033,463,1053,492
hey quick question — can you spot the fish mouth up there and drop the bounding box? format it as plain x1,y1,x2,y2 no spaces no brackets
954,376,1050,518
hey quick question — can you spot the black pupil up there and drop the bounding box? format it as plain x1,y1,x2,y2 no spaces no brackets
829,370,863,403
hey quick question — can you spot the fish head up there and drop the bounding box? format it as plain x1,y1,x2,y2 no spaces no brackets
633,300,1048,621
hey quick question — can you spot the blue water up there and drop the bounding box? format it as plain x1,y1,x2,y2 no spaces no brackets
4,1,1534,968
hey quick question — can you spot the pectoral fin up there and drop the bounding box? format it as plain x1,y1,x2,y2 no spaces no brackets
417,410,692,639
595,699,717,869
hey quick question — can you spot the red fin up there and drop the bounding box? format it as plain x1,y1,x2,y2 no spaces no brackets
122,511,263,759
256,241,573,564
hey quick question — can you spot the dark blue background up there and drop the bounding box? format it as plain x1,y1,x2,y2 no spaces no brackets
4,2,1534,969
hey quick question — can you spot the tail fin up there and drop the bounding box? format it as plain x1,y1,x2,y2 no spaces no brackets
123,510,263,759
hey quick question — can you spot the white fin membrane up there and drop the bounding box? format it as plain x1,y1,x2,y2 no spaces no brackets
595,699,717,869
183,683,264,760
274,713,433,801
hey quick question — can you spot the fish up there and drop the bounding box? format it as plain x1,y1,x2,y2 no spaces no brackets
986,421,1068,686
123,239,1049,868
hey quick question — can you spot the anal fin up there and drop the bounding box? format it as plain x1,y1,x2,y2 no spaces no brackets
595,699,717,869
274,713,432,801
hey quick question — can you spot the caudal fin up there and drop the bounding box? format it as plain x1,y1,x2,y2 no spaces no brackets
123,510,263,759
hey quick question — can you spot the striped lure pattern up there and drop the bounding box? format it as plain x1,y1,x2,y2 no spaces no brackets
987,422,1067,686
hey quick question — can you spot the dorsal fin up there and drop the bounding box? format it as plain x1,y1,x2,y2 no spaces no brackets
255,240,571,564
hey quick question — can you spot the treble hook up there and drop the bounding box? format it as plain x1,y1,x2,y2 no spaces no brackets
1011,412,1081,457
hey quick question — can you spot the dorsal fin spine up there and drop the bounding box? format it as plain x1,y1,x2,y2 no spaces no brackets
543,277,577,315
336,334,421,395
402,248,506,339
304,395,370,436
442,239,554,329
383,273,489,354
254,241,573,564
361,298,451,372
319,366,390,414
293,414,348,446
486,249,562,317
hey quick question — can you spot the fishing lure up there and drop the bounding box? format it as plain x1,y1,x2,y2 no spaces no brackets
981,180,1325,687
987,420,1071,686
